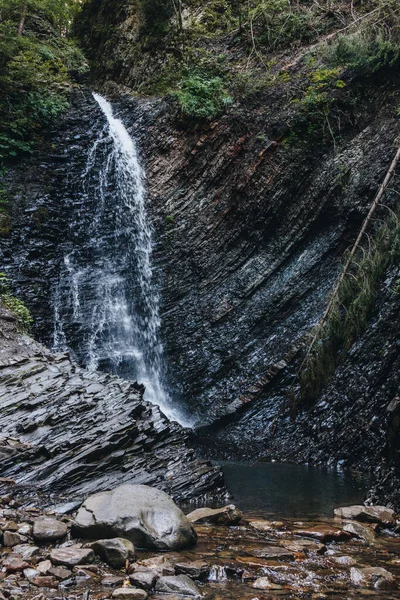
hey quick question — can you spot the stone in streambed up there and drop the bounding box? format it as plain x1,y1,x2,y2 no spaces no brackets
249,546,294,560
249,520,284,532
3,556,30,573
50,546,94,567
31,575,58,588
186,505,242,525
293,524,351,542
129,570,159,590
329,555,356,566
32,517,68,542
136,556,175,576
253,577,284,590
73,484,196,550
102,575,126,587
175,561,209,580
88,537,135,568
36,559,52,574
350,566,396,589
155,575,202,597
13,544,40,560
48,566,72,580
3,531,27,547
23,568,40,580
283,539,326,554
334,505,395,526
112,589,148,599
343,521,377,544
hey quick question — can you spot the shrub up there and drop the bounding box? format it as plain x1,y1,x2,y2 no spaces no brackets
0,5,87,162
0,273,33,332
175,73,233,119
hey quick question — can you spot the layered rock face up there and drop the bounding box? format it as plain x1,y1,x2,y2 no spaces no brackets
0,309,225,502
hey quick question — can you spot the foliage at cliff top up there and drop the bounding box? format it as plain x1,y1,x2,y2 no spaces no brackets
74,0,400,122
0,0,87,161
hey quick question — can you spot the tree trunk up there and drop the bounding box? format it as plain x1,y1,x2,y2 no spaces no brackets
17,1,28,36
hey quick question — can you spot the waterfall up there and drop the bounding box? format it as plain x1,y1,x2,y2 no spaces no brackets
53,93,192,427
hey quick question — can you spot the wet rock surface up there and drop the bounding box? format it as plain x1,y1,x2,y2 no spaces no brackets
0,309,225,502
1,81,400,507
73,485,197,550
88,539,136,569
186,505,242,526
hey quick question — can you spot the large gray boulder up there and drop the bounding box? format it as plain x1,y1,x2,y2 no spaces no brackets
72,484,197,551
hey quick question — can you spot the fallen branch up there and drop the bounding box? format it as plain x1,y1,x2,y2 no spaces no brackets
293,141,400,394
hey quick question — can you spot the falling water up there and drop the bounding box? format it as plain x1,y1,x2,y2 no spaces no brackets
53,93,191,426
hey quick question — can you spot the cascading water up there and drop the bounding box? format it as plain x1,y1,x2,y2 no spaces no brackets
53,93,191,426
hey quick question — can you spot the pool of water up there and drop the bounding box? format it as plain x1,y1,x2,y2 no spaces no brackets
219,461,368,519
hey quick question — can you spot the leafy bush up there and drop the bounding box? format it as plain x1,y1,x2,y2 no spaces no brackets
175,73,233,119
319,32,400,74
0,2,87,161
0,273,33,332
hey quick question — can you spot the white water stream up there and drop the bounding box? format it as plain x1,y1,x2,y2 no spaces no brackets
53,93,191,426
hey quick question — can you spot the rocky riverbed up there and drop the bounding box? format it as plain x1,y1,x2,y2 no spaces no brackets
1,481,400,600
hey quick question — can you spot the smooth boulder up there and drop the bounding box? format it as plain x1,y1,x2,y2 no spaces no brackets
73,484,197,550
88,538,136,569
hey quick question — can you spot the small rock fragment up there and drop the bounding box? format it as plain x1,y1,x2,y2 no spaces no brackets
129,570,158,590
343,522,376,544
48,566,72,580
3,531,27,547
88,537,135,569
350,566,396,589
13,544,40,560
102,575,126,588
329,555,356,566
31,576,58,588
23,568,40,580
253,577,283,590
3,556,30,573
155,574,202,597
186,505,242,525
36,559,52,575
175,561,209,580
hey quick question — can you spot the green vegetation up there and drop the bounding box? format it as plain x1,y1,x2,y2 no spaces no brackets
0,273,33,332
175,73,232,119
298,207,400,405
0,0,86,161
